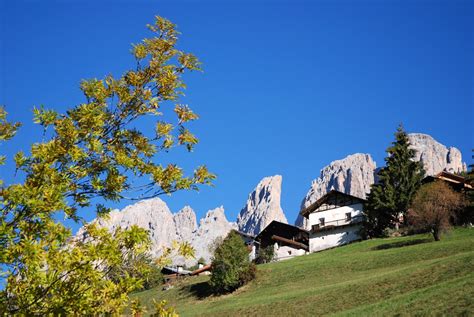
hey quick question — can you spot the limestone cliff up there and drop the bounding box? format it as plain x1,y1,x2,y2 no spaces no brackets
90,198,179,258
295,154,376,229
408,133,466,176
190,206,237,263
173,206,197,243
78,200,235,266
237,175,288,236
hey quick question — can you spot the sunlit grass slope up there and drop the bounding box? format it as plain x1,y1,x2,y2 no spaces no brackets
133,228,474,316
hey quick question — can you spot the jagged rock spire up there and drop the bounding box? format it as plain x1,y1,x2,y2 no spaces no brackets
237,175,288,236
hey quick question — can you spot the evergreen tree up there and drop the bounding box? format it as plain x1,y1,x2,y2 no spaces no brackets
364,125,425,237
461,149,474,224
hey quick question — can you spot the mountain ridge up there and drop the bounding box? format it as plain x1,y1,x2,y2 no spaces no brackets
79,132,467,263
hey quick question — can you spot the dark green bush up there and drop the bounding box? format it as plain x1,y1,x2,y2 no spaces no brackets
239,261,257,284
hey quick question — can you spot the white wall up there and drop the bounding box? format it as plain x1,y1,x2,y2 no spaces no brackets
249,245,256,261
309,224,362,252
308,203,364,253
273,243,306,261
308,203,364,227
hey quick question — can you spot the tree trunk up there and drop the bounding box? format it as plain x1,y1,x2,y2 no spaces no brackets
433,228,441,241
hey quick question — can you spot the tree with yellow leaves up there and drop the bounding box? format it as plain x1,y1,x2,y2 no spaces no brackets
0,16,213,315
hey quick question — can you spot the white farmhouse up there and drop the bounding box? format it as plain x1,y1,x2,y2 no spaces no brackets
300,190,365,252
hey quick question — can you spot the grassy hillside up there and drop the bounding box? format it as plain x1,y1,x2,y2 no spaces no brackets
133,228,474,316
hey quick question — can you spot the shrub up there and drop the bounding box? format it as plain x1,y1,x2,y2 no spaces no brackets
255,245,275,264
408,181,466,241
239,262,257,284
210,231,256,293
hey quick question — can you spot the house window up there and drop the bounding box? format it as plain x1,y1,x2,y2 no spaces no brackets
346,212,352,221
311,224,319,232
319,218,325,226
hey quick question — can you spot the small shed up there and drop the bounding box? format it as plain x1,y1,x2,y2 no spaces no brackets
161,266,192,283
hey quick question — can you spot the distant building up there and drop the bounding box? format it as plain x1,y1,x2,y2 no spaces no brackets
161,266,193,284
300,190,365,252
255,221,309,261
191,264,212,276
422,171,473,192
232,229,257,261
422,171,473,225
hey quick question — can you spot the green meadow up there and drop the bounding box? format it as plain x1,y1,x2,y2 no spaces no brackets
133,227,474,316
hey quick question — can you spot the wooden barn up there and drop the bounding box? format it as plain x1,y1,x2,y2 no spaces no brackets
255,221,309,261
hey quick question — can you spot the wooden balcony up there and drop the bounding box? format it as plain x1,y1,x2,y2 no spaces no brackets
311,215,364,233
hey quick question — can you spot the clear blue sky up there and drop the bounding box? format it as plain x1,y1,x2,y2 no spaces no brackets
1,0,473,231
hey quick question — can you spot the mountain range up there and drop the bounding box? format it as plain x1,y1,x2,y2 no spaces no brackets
78,133,466,265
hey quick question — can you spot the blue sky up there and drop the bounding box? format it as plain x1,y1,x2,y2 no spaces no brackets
1,0,473,231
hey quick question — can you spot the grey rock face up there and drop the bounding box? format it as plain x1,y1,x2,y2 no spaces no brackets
295,153,376,229
78,199,235,266
237,175,288,236
91,198,179,258
300,153,376,208
408,133,466,176
190,206,237,263
173,206,197,243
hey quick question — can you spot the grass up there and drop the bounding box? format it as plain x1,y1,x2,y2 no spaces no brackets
133,227,474,316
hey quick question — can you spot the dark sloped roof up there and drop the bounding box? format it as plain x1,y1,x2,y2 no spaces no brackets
423,171,473,190
255,220,309,242
161,266,192,275
300,190,366,218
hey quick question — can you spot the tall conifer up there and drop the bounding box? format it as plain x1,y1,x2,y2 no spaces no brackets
364,125,425,237
462,150,474,224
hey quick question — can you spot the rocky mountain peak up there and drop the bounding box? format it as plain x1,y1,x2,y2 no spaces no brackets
295,153,376,229
191,206,237,263
408,133,466,176
300,153,376,209
237,175,288,236
91,198,178,257
198,206,232,227
77,200,236,265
